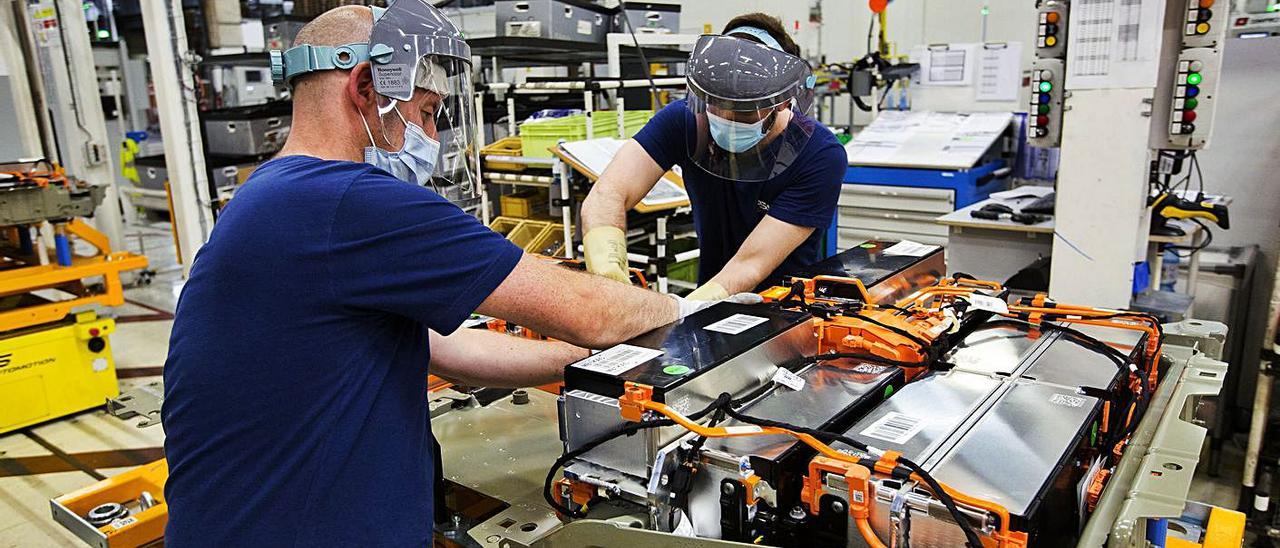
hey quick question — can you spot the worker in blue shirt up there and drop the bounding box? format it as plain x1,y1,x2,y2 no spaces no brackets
582,13,847,300
160,3,733,546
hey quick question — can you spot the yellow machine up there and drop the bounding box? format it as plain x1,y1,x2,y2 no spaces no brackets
0,162,149,435
0,311,122,433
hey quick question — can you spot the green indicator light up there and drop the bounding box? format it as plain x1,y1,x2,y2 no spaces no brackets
859,242,877,249
1038,81,1053,93
981,6,990,16
1091,422,1098,446
662,364,690,376
97,29,110,39
1038,104,1051,115
1186,72,1202,85
884,385,895,398
1184,98,1199,110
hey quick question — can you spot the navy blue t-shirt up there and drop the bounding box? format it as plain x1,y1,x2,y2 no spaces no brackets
161,156,522,546
633,99,846,287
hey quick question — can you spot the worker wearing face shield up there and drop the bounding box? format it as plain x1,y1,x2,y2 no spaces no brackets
160,2,739,545
581,13,847,300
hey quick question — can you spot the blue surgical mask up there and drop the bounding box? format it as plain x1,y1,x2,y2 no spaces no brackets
708,112,766,153
359,103,441,187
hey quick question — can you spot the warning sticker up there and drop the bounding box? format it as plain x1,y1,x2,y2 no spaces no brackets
704,314,768,335
572,344,663,376
859,412,926,445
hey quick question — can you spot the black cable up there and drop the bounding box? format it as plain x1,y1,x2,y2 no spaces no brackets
779,351,928,372
1168,218,1213,258
617,1,661,110
896,456,985,548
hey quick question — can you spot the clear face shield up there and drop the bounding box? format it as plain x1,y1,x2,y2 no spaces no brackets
369,0,479,206
685,34,817,182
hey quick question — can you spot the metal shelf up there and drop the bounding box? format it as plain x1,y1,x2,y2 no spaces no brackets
469,36,688,68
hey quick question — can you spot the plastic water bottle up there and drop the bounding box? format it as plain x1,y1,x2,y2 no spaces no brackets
1160,249,1179,292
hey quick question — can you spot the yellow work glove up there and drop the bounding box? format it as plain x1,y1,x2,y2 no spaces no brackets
686,282,729,301
583,226,630,283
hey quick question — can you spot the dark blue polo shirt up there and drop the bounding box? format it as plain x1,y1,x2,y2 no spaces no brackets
161,156,522,546
633,99,846,287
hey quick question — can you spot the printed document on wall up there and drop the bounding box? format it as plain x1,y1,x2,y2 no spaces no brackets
910,44,978,87
975,42,1023,101
1065,0,1164,89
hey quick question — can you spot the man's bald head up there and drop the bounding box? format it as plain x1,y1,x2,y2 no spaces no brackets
291,6,374,98
292,5,373,48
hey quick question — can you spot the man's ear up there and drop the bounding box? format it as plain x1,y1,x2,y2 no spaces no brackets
346,62,377,113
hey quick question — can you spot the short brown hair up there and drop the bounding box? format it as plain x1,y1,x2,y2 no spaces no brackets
722,13,799,57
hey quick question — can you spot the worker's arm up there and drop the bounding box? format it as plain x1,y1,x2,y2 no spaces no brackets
476,254,680,349
429,328,589,387
702,216,816,295
581,139,668,231
578,140,668,282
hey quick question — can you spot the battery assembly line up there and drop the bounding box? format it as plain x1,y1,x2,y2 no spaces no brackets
0,0,1277,547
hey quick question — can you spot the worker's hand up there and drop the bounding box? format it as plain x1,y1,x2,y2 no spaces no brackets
671,294,714,319
583,226,630,283
685,282,729,301
671,291,764,319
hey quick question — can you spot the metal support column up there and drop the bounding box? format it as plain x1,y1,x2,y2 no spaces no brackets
140,0,214,276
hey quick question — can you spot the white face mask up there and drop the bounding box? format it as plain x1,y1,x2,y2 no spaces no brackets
358,102,441,187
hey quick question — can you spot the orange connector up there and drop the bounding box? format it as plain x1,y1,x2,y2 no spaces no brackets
619,382,655,422
1086,468,1112,512
800,456,882,547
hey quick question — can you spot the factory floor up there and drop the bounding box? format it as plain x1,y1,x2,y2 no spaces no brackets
0,222,1252,547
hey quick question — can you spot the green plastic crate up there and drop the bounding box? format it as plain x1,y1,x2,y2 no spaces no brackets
668,259,699,284
519,111,653,158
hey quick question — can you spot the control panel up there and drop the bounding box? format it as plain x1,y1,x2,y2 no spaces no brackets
1151,0,1227,149
1028,0,1069,147
1164,49,1221,148
1036,1,1069,59
1028,59,1065,145
1181,0,1227,47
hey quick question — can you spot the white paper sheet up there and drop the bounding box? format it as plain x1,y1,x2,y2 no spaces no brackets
911,43,979,87
844,111,1013,169
558,138,688,207
975,42,1023,101
1066,0,1165,89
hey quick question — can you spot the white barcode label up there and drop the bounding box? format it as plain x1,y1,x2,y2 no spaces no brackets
859,412,926,444
965,294,1009,315
1050,393,1086,408
109,516,138,530
704,314,769,335
573,344,663,376
883,240,940,257
771,368,806,391
851,364,888,375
